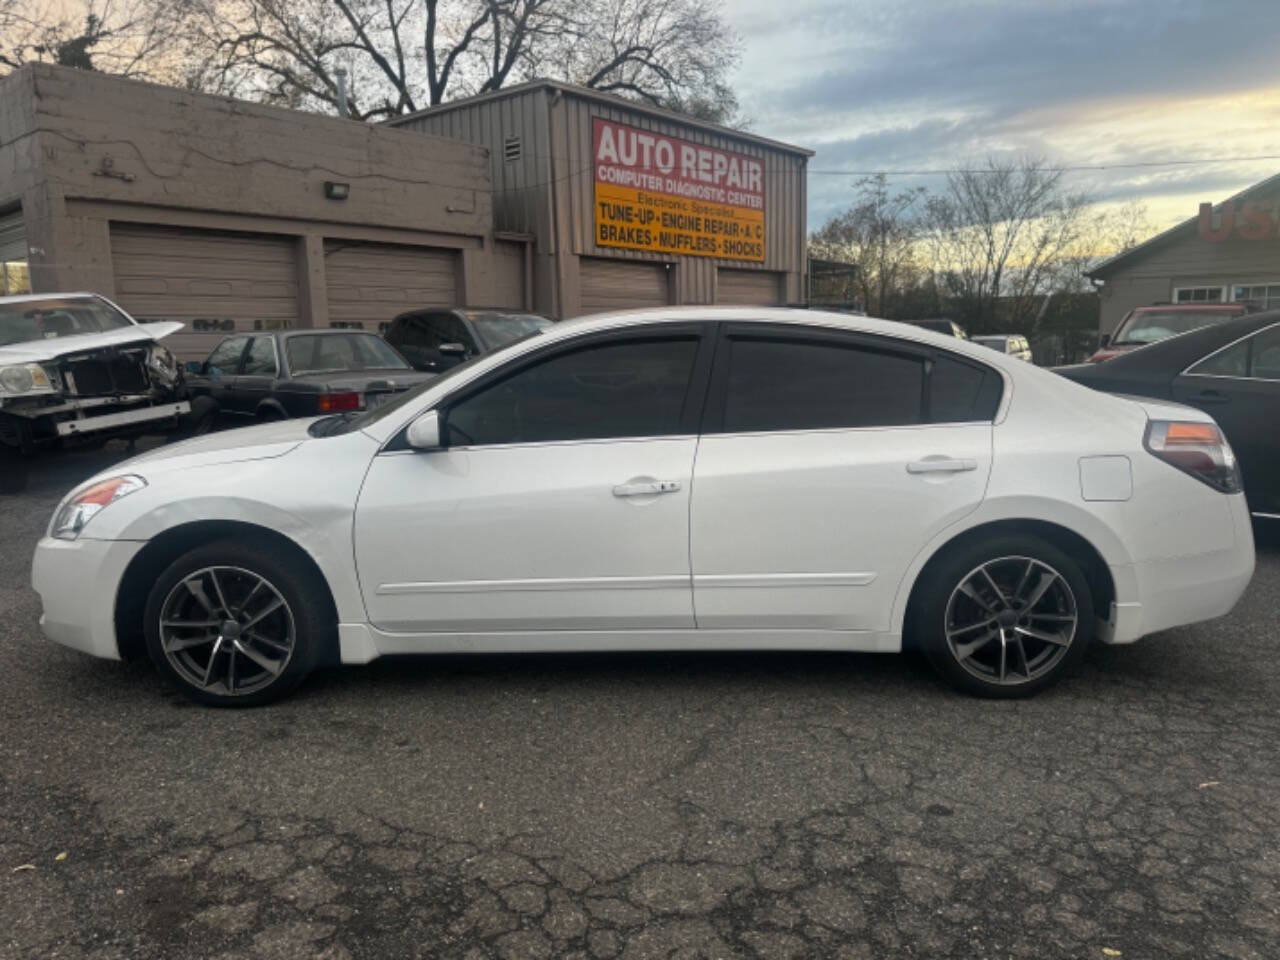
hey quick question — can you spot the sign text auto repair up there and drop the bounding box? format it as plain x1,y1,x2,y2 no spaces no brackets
592,118,765,262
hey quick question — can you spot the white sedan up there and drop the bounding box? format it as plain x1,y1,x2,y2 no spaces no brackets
32,308,1255,706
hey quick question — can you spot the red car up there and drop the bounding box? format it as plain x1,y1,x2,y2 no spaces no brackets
1090,303,1252,362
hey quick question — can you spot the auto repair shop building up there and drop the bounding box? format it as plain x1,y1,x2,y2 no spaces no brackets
0,64,522,358
1088,172,1280,334
390,81,812,317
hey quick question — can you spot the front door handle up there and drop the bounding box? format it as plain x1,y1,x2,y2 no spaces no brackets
613,479,682,497
907,457,978,474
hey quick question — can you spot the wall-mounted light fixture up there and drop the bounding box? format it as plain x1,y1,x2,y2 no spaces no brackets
324,181,350,200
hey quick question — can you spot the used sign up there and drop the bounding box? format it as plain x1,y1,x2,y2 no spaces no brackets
592,118,766,262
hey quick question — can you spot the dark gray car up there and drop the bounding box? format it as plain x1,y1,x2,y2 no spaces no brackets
383,308,552,374
185,329,435,431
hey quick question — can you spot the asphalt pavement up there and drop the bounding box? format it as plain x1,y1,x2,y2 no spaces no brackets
2,441,1279,960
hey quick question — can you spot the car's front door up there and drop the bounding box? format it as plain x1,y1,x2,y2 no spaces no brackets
690,325,1001,633
227,336,280,415
354,325,713,635
1173,322,1280,515
200,335,249,414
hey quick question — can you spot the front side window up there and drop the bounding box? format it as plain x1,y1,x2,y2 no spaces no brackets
446,337,699,446
426,314,476,352
204,337,248,377
286,333,411,375
242,337,279,376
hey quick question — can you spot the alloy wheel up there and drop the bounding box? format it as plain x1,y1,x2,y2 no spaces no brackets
157,565,296,697
944,555,1078,685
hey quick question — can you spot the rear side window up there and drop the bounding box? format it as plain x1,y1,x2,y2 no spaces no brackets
446,337,699,446
722,338,925,432
930,355,1001,422
717,335,1001,433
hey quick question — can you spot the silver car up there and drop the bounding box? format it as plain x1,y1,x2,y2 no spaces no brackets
972,334,1033,363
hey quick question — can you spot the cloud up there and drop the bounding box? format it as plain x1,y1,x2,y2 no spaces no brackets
725,0,1280,230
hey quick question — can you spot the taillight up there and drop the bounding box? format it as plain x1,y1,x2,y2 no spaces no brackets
1144,420,1242,493
317,391,361,413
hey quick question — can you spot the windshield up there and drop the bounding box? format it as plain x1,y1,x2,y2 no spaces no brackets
0,297,134,346
1112,310,1237,346
468,312,553,350
311,326,548,437
285,333,411,375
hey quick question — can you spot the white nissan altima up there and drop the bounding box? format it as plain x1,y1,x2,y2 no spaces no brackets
32,308,1255,706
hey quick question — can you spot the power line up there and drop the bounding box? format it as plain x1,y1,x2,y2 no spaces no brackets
807,154,1280,176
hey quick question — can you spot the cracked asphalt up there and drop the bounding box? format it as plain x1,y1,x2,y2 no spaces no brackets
3,442,1279,960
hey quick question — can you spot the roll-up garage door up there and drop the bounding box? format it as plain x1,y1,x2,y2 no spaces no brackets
324,241,458,333
579,257,670,314
717,268,781,305
0,208,29,295
110,224,299,359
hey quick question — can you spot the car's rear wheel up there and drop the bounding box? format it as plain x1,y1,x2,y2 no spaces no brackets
912,535,1093,698
143,539,330,706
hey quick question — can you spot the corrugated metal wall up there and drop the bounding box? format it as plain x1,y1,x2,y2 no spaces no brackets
391,85,809,316
393,89,553,252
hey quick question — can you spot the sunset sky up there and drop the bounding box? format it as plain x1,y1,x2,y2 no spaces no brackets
725,0,1280,234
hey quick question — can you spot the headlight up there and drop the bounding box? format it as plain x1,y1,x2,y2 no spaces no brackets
148,345,179,386
51,474,147,541
0,364,54,395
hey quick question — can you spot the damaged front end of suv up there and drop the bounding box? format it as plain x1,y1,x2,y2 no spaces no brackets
1,294,190,492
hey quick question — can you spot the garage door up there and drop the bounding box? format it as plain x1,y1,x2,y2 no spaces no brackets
717,268,781,305
324,241,458,333
110,224,299,359
579,257,670,314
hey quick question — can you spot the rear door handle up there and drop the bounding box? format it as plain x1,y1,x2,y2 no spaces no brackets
1191,390,1231,405
907,457,977,474
613,479,682,497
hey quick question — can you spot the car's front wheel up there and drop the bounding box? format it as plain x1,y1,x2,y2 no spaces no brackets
912,535,1093,698
143,539,332,706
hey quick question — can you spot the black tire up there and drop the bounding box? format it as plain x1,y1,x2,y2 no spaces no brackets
178,398,219,439
910,534,1094,698
143,537,334,707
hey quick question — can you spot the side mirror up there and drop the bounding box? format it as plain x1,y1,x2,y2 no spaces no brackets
1099,333,1111,347
184,361,203,374
439,342,468,357
406,410,442,451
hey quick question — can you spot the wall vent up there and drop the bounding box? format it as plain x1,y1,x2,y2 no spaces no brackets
503,135,522,162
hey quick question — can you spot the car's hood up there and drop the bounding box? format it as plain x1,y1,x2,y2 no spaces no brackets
123,417,318,473
0,322,183,363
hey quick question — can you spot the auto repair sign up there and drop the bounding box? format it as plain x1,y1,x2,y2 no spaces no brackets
592,118,765,262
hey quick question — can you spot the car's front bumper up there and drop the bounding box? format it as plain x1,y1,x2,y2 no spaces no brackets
31,535,144,659
1102,493,1255,644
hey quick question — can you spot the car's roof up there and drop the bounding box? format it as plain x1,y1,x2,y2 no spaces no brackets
272,328,385,338
1130,303,1247,312
0,291,102,306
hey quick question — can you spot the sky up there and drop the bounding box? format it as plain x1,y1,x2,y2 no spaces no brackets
723,0,1280,234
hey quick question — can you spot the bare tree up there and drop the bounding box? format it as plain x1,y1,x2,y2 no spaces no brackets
808,175,927,317
923,157,1093,335
176,0,739,121
0,0,187,78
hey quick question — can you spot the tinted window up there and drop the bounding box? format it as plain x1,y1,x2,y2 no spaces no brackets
930,355,1000,422
242,337,278,376
446,338,698,446
427,314,476,351
1190,338,1250,377
1250,327,1280,380
205,337,248,376
722,337,924,433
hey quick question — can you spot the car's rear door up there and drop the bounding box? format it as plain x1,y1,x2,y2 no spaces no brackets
689,324,1000,633
354,324,714,635
1173,322,1280,515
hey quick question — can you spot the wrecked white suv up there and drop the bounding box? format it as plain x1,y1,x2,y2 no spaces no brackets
0,293,189,491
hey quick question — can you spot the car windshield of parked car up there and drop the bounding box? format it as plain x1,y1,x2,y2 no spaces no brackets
467,312,553,350
1112,309,1237,346
286,333,411,375
0,297,134,346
